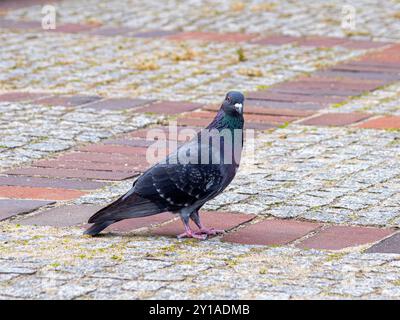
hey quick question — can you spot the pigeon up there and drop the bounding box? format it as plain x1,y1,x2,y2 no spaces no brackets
84,91,245,239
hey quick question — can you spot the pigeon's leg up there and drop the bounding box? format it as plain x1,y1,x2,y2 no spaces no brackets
190,210,225,236
177,213,207,240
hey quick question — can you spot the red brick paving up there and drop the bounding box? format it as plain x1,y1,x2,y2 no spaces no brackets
151,212,255,237
176,117,213,128
204,103,314,117
0,92,51,102
244,122,278,130
128,127,199,141
87,26,135,37
34,159,139,173
246,99,327,111
167,31,256,42
0,0,58,10
132,30,180,38
0,18,41,30
246,91,347,104
299,113,371,127
59,152,147,168
34,95,102,107
357,116,400,129
0,176,105,190
315,70,400,82
291,75,386,86
176,116,277,130
0,15,392,52
4,167,139,181
268,87,361,97
6,199,396,251
84,98,154,111
296,36,347,48
177,110,289,129
187,110,298,125
107,212,176,233
101,139,181,156
245,113,299,124
297,225,395,250
358,43,400,65
349,60,400,71
222,219,322,246
102,138,157,147
0,199,54,221
274,76,385,92
78,144,148,156
341,40,391,50
366,233,400,254
254,36,389,50
49,23,100,34
331,62,400,74
20,205,174,229
135,101,203,114
20,204,104,227
251,35,299,45
0,186,85,201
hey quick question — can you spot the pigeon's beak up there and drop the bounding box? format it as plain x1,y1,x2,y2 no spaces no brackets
234,103,243,114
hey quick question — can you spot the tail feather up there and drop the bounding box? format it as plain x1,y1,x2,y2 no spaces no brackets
88,193,162,223
84,220,115,236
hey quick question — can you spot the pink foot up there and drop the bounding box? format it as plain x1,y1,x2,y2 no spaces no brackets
177,230,207,240
196,228,225,236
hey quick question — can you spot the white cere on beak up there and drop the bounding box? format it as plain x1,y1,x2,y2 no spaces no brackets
234,103,243,113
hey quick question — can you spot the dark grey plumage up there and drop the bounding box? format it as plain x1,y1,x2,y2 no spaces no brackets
85,91,245,239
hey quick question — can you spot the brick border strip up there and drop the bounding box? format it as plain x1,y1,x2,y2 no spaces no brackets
245,43,400,129
0,93,202,114
0,16,392,50
16,204,397,252
0,0,61,11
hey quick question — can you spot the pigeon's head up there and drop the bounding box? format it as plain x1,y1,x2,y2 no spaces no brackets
221,91,245,116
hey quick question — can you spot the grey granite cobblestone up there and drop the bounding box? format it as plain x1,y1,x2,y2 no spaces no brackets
329,82,400,115
0,101,159,171
0,223,400,299
0,29,366,104
6,0,400,41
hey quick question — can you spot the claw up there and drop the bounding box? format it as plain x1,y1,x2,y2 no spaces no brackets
177,230,207,240
196,228,225,236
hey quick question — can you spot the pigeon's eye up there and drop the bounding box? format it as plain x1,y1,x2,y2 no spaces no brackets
226,97,232,103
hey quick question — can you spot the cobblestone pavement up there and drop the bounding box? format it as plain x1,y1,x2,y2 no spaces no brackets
329,82,400,115
1,0,400,300
5,0,400,41
0,29,366,103
1,223,400,300
0,100,159,171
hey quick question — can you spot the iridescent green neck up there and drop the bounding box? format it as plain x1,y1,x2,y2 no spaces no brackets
207,110,244,132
